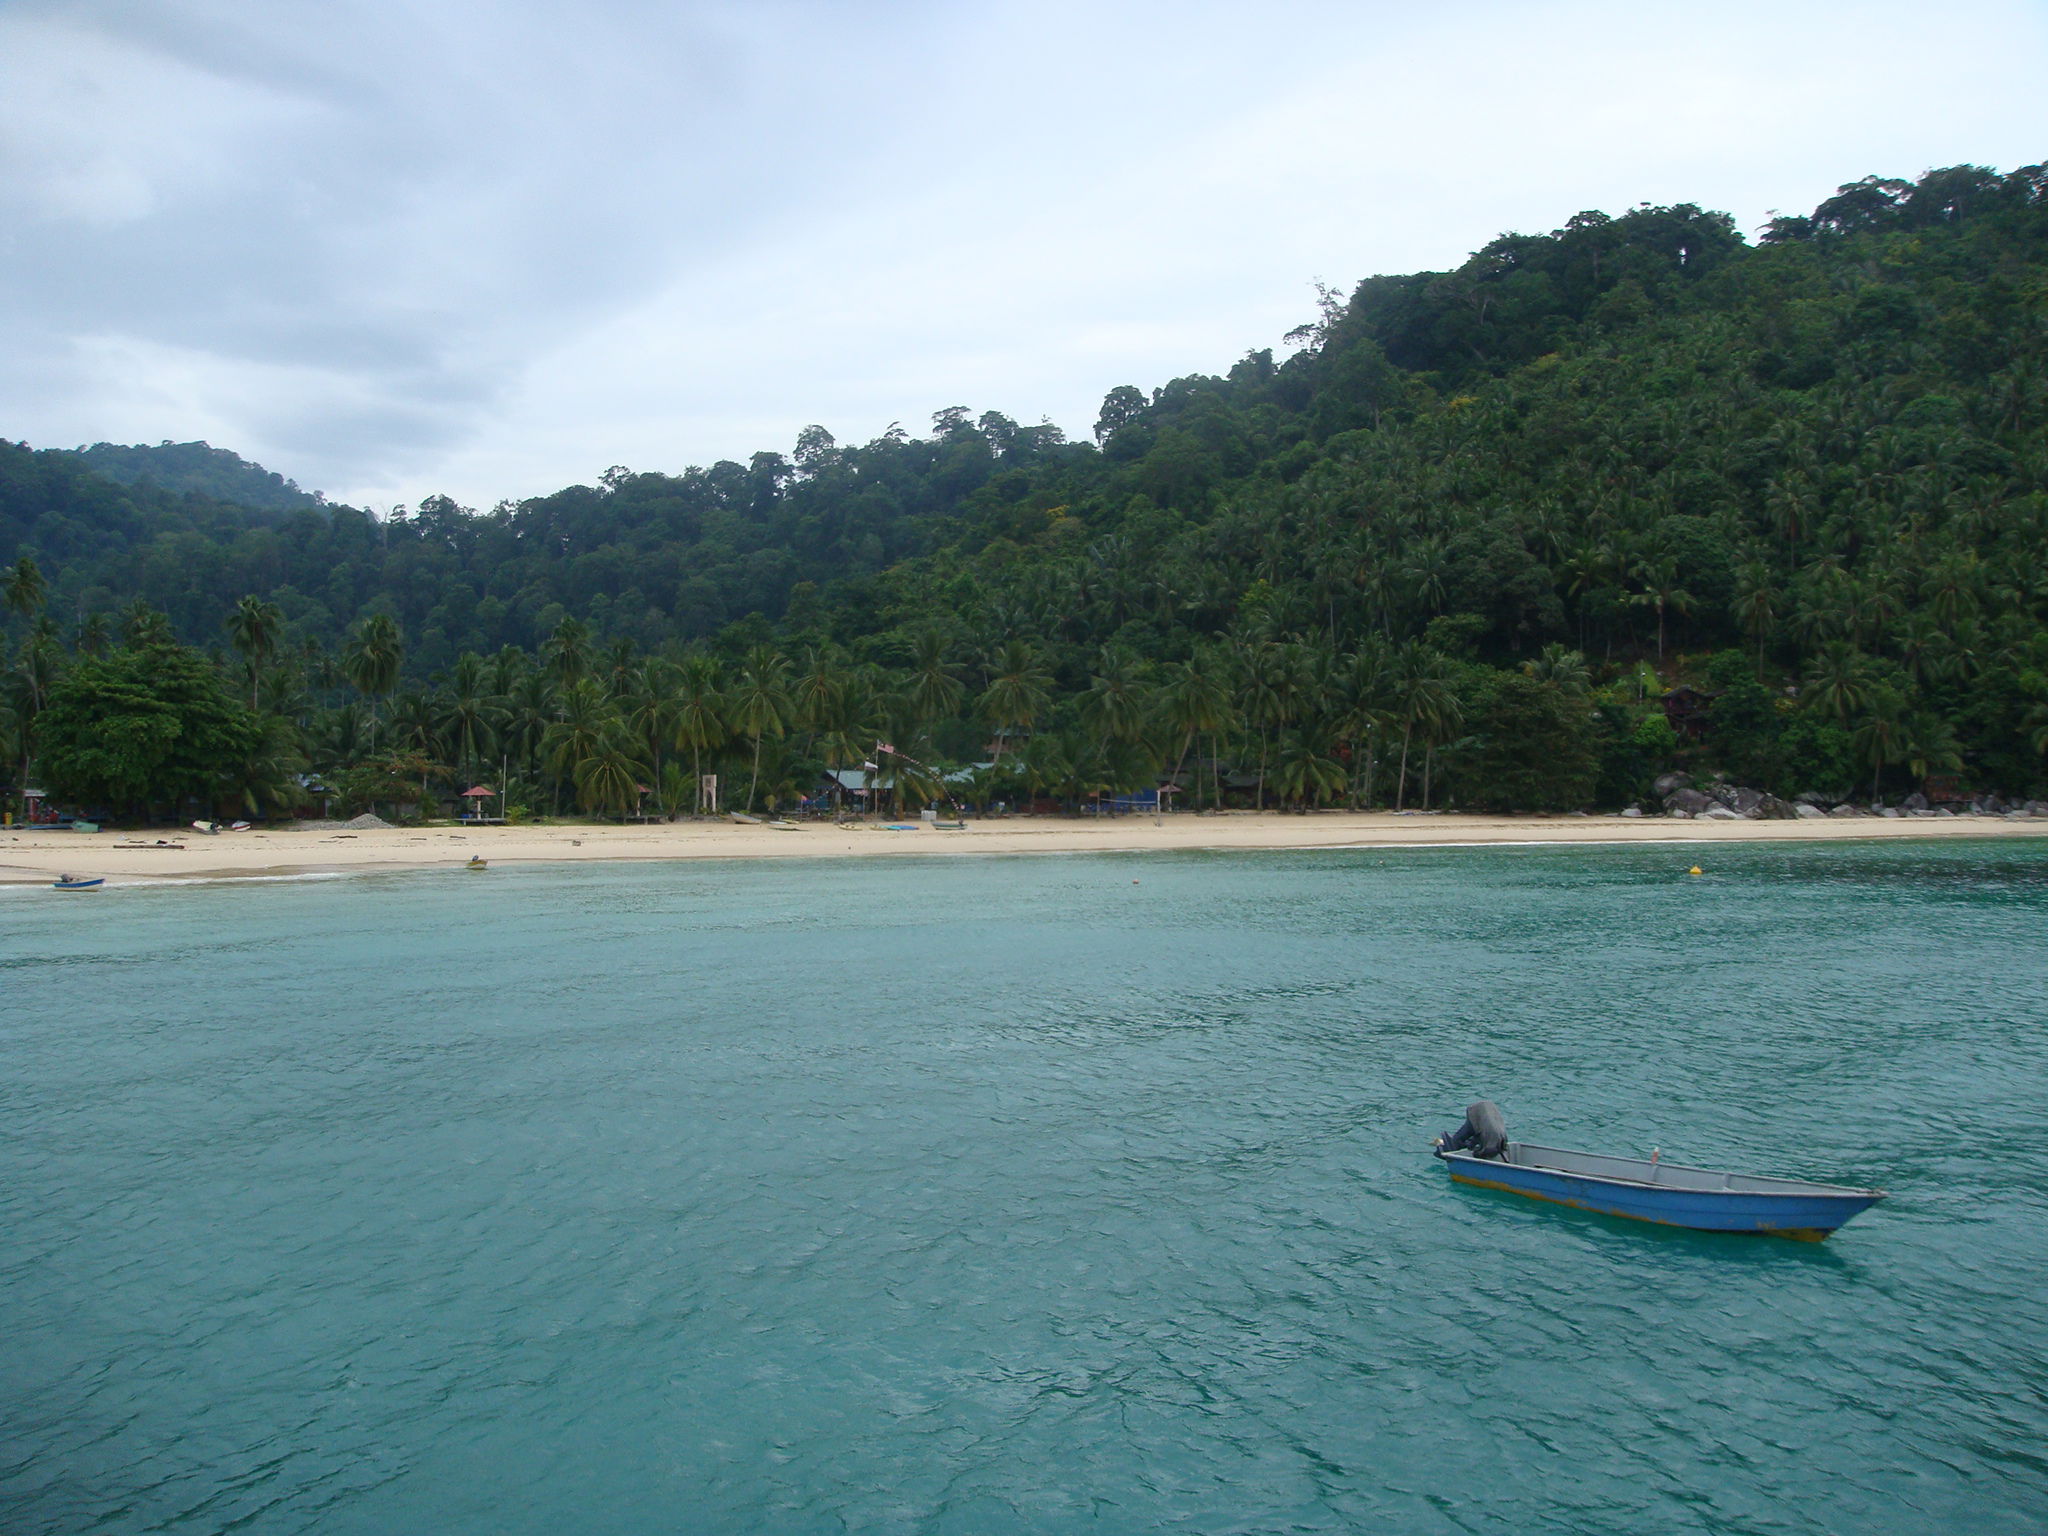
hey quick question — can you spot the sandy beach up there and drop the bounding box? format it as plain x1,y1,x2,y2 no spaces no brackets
4,810,2046,885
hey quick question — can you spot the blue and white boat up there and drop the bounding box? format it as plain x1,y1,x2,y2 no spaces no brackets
51,876,105,891
1439,1141,1885,1241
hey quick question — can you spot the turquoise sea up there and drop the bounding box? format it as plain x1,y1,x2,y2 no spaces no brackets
5,840,2047,1534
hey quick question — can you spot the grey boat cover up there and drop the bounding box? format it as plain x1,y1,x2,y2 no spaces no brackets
1440,1100,1507,1159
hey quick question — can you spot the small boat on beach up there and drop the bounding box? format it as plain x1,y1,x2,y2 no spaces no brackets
465,856,488,870
52,875,104,890
1438,1141,1885,1240
728,812,763,825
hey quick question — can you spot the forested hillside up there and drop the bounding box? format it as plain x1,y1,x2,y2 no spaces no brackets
5,162,2047,821
73,440,323,513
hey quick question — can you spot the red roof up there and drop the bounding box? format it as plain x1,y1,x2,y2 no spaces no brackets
462,785,496,797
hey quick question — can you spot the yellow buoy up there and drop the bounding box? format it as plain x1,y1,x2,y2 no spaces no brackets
1688,865,1702,876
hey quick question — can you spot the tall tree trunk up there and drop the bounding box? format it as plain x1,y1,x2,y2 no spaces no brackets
1396,721,1414,810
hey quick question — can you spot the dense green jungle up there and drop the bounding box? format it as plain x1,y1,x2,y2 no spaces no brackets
5,162,2048,823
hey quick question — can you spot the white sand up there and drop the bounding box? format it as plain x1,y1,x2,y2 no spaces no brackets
3,810,2044,885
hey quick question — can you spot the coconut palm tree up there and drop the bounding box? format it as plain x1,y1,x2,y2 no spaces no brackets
441,654,505,787
980,640,1050,762
672,651,727,814
1079,647,1147,750
2,555,47,625
542,680,619,816
225,595,285,710
727,645,792,813
574,734,650,820
1390,643,1458,810
905,629,966,735
341,614,404,735
1274,729,1346,809
1803,641,1873,729
1154,649,1233,809
542,616,593,689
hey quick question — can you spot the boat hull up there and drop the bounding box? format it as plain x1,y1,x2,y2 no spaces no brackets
1442,1143,1883,1240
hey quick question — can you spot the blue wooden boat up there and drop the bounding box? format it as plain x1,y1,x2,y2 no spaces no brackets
51,876,105,890
1439,1142,1885,1240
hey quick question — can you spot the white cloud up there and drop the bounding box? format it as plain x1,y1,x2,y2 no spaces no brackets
2,0,2043,510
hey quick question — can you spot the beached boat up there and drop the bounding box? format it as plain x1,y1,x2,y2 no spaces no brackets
465,856,488,870
51,876,105,890
1438,1142,1885,1240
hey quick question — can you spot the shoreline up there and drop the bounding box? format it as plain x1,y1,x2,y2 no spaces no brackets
4,810,2046,885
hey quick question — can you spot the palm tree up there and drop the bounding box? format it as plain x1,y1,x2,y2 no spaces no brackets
1390,643,1458,810
441,654,505,786
1629,554,1695,659
1235,641,1287,810
1731,562,1778,678
123,600,174,648
542,616,593,689
574,735,651,820
1852,689,1907,805
906,629,966,735
2,555,47,624
7,630,59,807
672,651,727,814
541,679,620,816
1900,710,1963,792
1154,650,1232,809
980,640,1051,762
1332,643,1393,807
1522,643,1590,695
341,613,404,732
626,659,682,788
503,671,557,790
1079,647,1147,750
1273,729,1346,809
727,644,792,813
1803,641,1872,729
225,595,285,710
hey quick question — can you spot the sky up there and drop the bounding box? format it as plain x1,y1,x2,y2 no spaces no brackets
2,1,2044,513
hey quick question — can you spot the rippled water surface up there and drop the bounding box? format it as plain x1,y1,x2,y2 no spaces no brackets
6,841,2048,1534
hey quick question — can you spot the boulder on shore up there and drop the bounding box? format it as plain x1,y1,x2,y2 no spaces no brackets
1828,804,1862,818
1664,787,1715,816
1652,772,1692,797
1699,804,1743,821
1902,791,1930,811
1794,803,1828,820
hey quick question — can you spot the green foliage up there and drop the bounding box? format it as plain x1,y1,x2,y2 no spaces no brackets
37,633,261,810
8,161,2048,813
1453,673,1598,812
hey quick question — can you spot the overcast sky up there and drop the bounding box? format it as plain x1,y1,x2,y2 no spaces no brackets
3,1,2043,512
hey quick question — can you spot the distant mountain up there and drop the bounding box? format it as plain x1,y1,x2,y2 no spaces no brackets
74,440,323,513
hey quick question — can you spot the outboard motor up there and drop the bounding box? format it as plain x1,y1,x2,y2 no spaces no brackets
1434,1100,1507,1160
